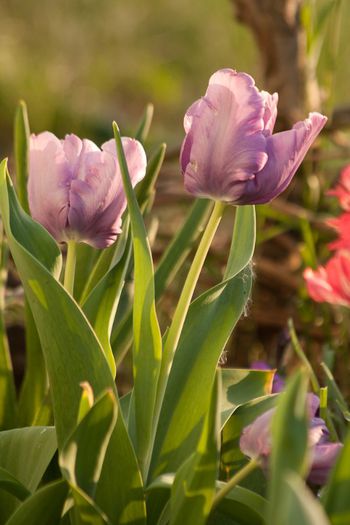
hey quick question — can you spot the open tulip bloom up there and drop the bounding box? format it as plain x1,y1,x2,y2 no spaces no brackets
28,132,146,249
240,393,343,485
181,69,327,204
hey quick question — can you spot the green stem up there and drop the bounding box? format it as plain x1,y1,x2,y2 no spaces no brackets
64,240,77,296
155,200,225,417
211,458,260,511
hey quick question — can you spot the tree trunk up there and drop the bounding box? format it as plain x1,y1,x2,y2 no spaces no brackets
231,0,320,129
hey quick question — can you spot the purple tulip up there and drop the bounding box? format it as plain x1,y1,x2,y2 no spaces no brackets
180,69,327,204
250,360,285,393
240,393,343,485
28,132,146,248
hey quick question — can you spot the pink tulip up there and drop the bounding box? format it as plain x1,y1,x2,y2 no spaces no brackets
328,165,350,211
327,213,350,251
28,133,146,248
240,393,342,485
180,69,327,204
304,251,350,307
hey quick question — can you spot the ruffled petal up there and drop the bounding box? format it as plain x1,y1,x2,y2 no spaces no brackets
308,443,343,485
328,165,350,211
239,408,274,458
28,132,72,242
242,112,327,204
261,91,278,135
181,68,268,202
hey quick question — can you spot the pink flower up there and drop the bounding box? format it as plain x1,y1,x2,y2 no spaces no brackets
180,69,327,204
304,251,350,307
28,133,146,248
327,213,350,251
328,165,350,211
240,393,342,485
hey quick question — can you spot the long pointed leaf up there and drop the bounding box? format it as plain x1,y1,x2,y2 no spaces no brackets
113,123,162,475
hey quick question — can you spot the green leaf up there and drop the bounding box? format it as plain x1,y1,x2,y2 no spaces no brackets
60,390,118,500
149,266,252,480
14,100,30,214
220,368,275,428
0,467,30,501
83,232,132,377
268,371,309,524
209,483,267,525
60,391,118,525
134,103,154,144
149,207,255,480
322,429,350,525
0,426,56,523
5,479,68,525
113,122,162,475
112,197,211,365
0,226,16,429
18,302,49,426
169,374,220,525
282,473,330,525
0,163,146,524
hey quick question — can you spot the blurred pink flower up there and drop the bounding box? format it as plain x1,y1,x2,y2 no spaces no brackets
28,133,146,248
327,213,350,251
328,165,350,211
180,68,327,204
240,393,342,485
304,251,350,307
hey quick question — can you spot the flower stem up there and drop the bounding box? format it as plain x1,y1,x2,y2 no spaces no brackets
211,458,260,511
155,200,225,418
64,240,77,296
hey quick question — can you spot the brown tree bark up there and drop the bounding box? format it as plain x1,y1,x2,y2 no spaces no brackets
231,0,320,129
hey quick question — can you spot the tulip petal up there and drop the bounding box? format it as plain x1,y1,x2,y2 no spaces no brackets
261,91,278,135
182,68,268,202
308,443,343,485
242,112,327,204
239,408,274,458
67,137,146,248
28,132,71,241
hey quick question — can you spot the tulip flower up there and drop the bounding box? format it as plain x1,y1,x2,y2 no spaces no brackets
180,69,327,204
327,213,350,251
28,132,146,249
240,393,342,485
304,251,350,307
328,165,350,211
250,360,285,393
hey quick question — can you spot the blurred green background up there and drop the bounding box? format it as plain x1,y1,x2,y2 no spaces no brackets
0,0,348,154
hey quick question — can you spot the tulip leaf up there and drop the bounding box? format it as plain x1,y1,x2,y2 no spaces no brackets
169,374,220,525
0,426,56,524
220,368,275,428
268,370,309,524
113,122,162,476
60,391,118,524
112,197,212,365
0,467,30,501
18,303,50,426
135,103,154,144
0,163,146,524
282,473,331,525
0,226,16,430
322,428,350,525
60,390,118,500
82,234,132,377
149,206,255,480
4,479,68,525
14,100,30,214
147,475,267,525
